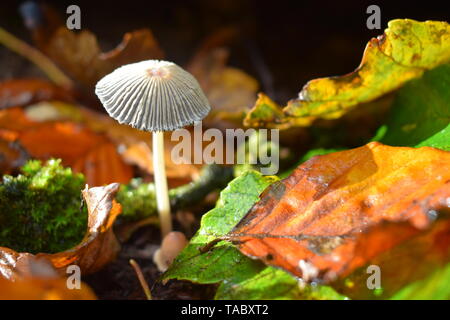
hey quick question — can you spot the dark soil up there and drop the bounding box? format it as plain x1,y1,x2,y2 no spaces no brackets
84,225,217,300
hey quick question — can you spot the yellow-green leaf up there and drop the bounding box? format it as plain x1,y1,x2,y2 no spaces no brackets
244,19,450,128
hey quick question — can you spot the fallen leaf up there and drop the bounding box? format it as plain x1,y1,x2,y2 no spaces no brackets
0,79,73,110
188,47,258,129
163,170,343,299
79,107,201,184
0,255,96,300
0,183,121,280
0,104,198,186
244,19,450,128
226,143,450,297
18,122,133,185
42,27,163,88
0,107,133,186
0,277,96,300
0,138,28,174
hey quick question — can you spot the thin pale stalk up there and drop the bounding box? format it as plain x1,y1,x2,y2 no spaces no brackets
152,131,172,238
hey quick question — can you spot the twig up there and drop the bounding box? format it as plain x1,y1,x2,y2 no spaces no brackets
129,259,152,300
0,27,73,88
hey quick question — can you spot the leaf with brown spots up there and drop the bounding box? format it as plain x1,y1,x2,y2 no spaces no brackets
227,142,450,298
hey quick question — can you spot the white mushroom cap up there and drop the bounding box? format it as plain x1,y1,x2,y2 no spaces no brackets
95,60,211,132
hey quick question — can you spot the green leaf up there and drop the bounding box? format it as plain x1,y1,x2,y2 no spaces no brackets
162,171,277,286
216,266,347,300
390,263,450,300
244,19,450,129
376,63,450,150
163,170,347,300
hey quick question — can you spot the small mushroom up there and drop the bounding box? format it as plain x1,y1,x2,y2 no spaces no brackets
95,60,210,238
153,231,188,272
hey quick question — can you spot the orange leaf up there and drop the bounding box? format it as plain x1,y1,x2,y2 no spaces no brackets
228,142,450,286
0,79,73,110
14,119,132,186
0,277,96,300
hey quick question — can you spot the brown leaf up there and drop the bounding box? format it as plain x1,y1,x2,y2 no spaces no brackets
187,47,258,129
0,79,73,110
43,27,164,88
228,142,450,289
0,183,121,280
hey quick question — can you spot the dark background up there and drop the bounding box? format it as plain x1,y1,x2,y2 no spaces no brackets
1,0,449,103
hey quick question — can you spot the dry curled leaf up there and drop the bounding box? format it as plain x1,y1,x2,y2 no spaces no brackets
227,143,450,290
0,183,121,280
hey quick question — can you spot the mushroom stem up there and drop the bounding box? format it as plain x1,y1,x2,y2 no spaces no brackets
152,131,172,238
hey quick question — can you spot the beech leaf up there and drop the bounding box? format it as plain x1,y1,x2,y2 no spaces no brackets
244,19,450,128
227,143,450,298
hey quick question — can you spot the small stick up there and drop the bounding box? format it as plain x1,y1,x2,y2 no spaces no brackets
129,259,152,300
0,27,73,88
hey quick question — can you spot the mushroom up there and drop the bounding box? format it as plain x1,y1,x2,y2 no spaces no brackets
153,231,188,272
95,60,210,238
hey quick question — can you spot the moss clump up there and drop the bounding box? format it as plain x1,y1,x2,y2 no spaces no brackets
0,159,87,254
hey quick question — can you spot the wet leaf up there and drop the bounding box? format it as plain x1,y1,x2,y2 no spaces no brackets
163,171,345,299
227,143,450,298
0,183,121,280
244,19,450,128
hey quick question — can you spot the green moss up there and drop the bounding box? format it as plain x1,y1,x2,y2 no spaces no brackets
116,164,234,222
0,159,87,254
117,178,157,222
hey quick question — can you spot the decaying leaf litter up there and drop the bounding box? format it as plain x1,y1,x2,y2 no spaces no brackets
0,3,449,300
